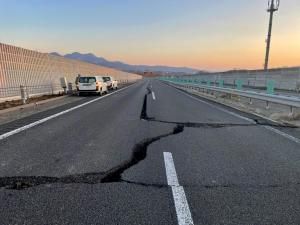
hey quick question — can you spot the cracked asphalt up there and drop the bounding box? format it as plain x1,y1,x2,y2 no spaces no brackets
0,79,300,225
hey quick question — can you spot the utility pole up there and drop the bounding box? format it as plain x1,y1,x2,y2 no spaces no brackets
264,0,280,70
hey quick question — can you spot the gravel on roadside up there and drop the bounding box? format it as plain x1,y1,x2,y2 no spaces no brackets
182,87,300,127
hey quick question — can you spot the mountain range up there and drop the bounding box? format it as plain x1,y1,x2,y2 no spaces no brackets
50,52,200,74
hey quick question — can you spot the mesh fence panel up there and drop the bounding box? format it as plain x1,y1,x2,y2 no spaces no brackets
0,43,141,100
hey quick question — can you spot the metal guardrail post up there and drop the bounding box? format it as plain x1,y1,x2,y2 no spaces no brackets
51,83,54,95
68,83,73,95
266,101,270,110
249,97,253,105
296,81,300,93
20,85,27,104
289,106,294,116
60,77,68,94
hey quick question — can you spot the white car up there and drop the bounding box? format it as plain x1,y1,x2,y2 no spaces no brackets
77,76,108,96
103,76,118,90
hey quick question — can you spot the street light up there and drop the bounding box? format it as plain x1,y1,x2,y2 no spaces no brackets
264,0,280,70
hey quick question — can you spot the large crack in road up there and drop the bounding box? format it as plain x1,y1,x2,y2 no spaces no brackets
0,86,184,190
0,125,184,190
0,85,297,190
101,125,184,183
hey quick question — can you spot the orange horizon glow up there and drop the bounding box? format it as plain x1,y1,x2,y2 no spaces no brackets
1,0,299,72
104,38,300,71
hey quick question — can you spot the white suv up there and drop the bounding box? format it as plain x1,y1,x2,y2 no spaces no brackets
103,76,118,90
77,76,108,96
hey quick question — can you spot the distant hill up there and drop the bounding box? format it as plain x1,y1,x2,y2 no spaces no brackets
50,52,200,74
50,52,62,57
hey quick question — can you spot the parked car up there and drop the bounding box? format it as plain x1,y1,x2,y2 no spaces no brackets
103,76,118,90
77,76,108,95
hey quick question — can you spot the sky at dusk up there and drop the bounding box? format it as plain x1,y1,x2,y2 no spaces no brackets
0,0,299,71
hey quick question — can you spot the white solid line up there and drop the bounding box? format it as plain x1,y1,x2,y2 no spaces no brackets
0,84,135,141
152,91,156,100
163,152,194,225
166,82,254,123
263,126,300,144
181,89,254,123
171,186,194,225
164,152,179,186
180,88,300,145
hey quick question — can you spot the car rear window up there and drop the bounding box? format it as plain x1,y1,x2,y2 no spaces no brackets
79,77,96,83
103,77,111,82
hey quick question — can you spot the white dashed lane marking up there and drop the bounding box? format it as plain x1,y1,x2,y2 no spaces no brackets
152,91,156,100
163,152,194,225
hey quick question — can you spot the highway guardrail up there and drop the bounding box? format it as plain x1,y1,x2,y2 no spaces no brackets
162,79,300,114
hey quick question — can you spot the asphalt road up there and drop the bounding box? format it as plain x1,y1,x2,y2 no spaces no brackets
0,79,300,225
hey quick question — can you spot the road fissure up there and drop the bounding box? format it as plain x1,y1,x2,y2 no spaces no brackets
142,86,295,129
101,125,184,183
2,86,297,190
0,125,184,190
